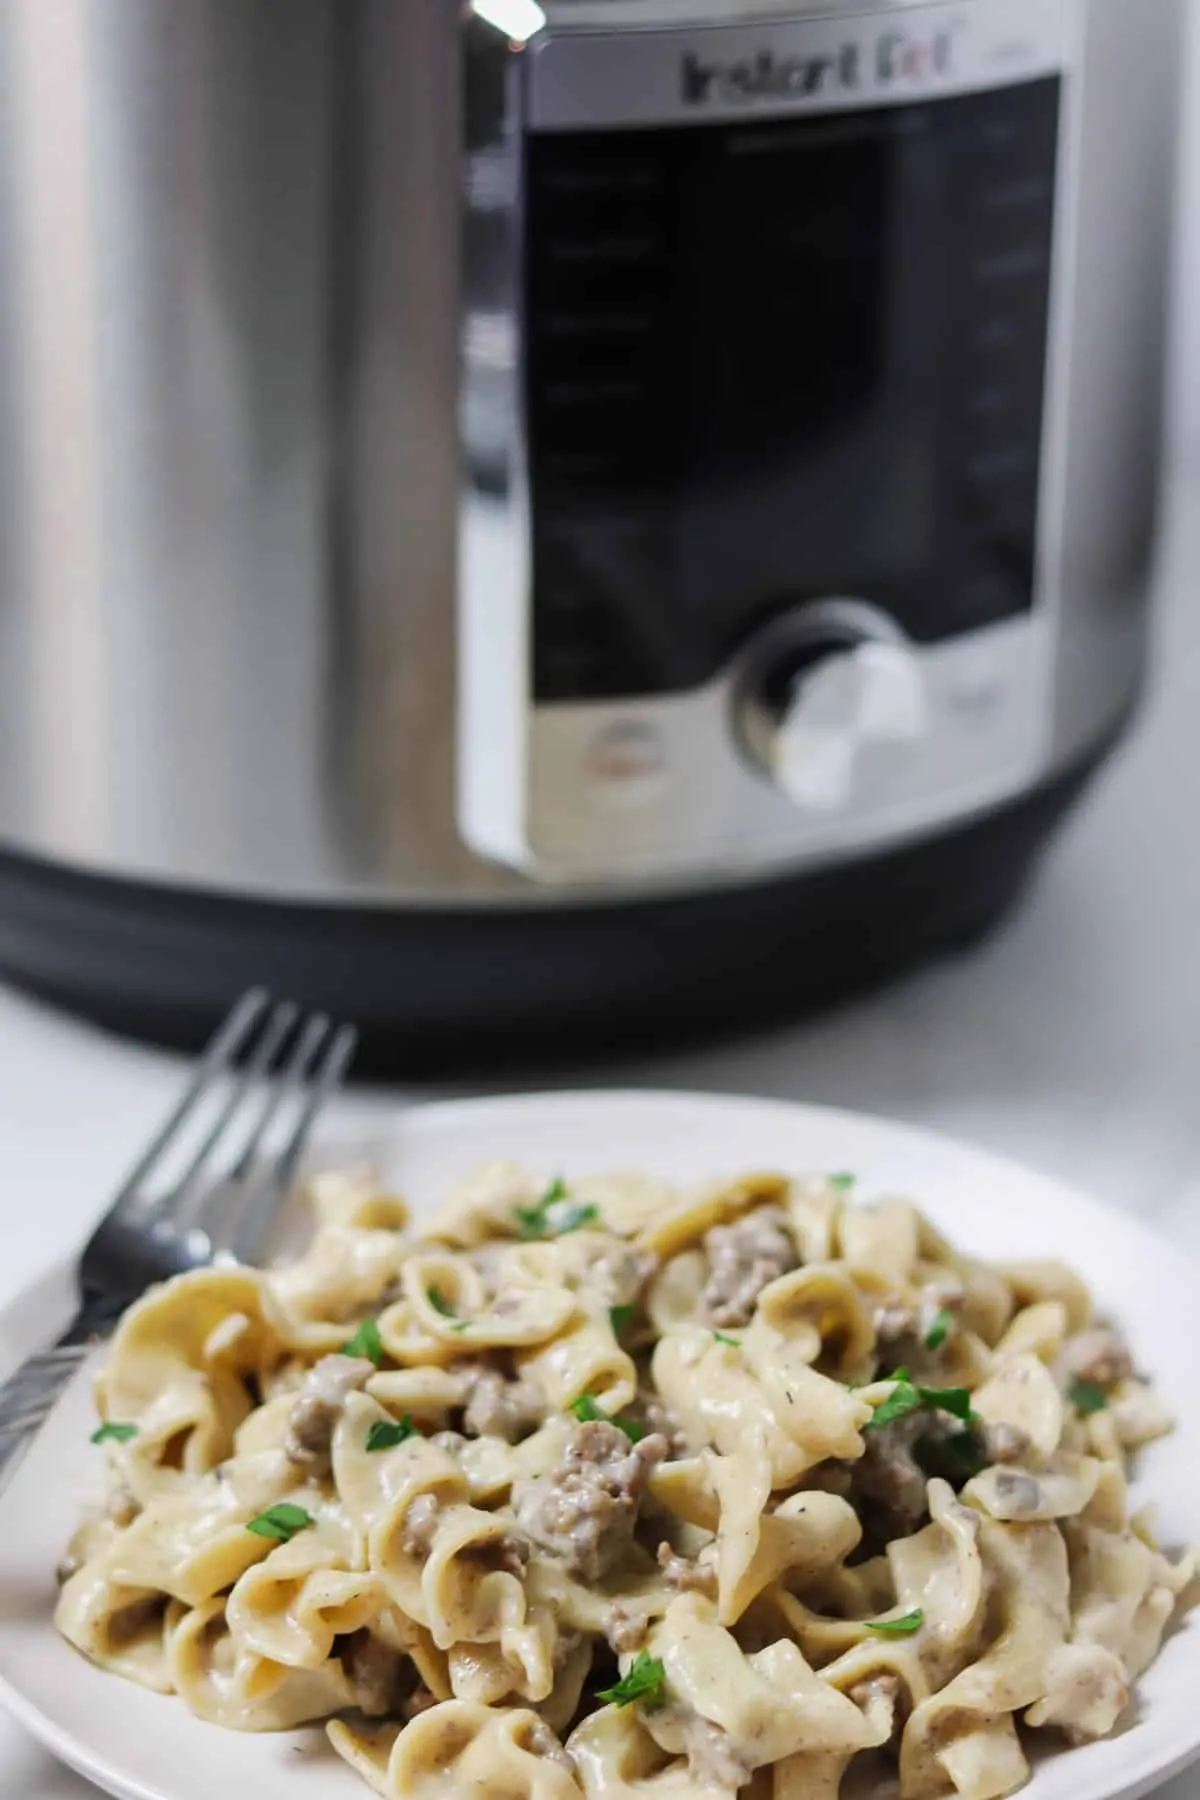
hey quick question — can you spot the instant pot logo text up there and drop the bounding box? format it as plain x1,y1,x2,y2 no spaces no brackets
681,23,958,107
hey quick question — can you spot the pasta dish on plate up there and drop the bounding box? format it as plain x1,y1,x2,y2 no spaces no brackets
55,1161,1195,1800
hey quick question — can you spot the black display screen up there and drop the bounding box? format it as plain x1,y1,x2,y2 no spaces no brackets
526,78,1060,702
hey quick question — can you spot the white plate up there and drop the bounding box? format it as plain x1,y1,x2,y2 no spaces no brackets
0,1090,1197,1800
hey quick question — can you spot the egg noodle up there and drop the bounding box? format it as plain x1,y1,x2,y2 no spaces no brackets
56,1162,1194,1800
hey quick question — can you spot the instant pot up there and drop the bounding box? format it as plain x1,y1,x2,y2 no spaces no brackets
0,0,1183,1063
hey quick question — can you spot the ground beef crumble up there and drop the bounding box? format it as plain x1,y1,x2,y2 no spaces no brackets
591,1246,658,1311
848,1673,903,1741
605,1604,651,1654
341,1630,406,1717
853,1410,929,1533
981,1421,1032,1465
283,1354,376,1472
465,1530,531,1578
400,1492,443,1558
849,1673,902,1710
657,1542,719,1599
678,1710,755,1791
640,1395,691,1458
522,1717,573,1768
460,1364,546,1444
513,1420,667,1582
700,1206,797,1329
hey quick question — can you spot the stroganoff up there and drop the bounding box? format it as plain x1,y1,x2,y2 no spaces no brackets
56,1163,1195,1800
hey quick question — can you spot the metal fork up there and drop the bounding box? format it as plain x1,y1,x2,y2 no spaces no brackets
0,989,357,1489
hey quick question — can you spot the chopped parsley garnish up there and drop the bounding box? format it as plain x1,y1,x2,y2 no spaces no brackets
247,1503,313,1542
515,1177,599,1241
366,1416,419,1453
713,1331,741,1347
866,1379,923,1429
924,1308,953,1351
867,1373,976,1431
597,1651,667,1710
554,1203,599,1234
918,1383,975,1424
866,1607,924,1636
90,1421,138,1445
426,1286,469,1331
609,1304,634,1336
1069,1377,1109,1416
342,1317,384,1365
829,1172,857,1190
570,1393,646,1443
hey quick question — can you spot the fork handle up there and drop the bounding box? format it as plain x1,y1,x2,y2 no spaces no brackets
0,1293,124,1492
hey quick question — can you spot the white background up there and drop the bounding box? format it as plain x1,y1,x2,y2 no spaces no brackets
1171,6,1200,465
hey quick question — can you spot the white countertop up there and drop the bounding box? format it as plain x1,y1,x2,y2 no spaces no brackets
2,473,1199,1795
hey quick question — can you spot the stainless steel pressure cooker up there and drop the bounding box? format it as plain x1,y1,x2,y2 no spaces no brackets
0,0,1183,1063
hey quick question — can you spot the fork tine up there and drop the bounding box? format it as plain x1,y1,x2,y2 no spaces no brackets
142,998,300,1230
274,1023,359,1189
227,1010,328,1183
187,1011,347,1259
109,988,270,1212
229,1019,358,1265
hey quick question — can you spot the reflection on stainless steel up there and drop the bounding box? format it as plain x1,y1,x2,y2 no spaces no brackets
0,0,1184,908
473,0,548,42
0,0,494,903
1049,0,1182,762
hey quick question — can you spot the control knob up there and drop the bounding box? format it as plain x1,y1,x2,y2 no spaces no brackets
736,603,927,812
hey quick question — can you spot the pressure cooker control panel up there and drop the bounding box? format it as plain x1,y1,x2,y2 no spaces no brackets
458,0,1074,884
